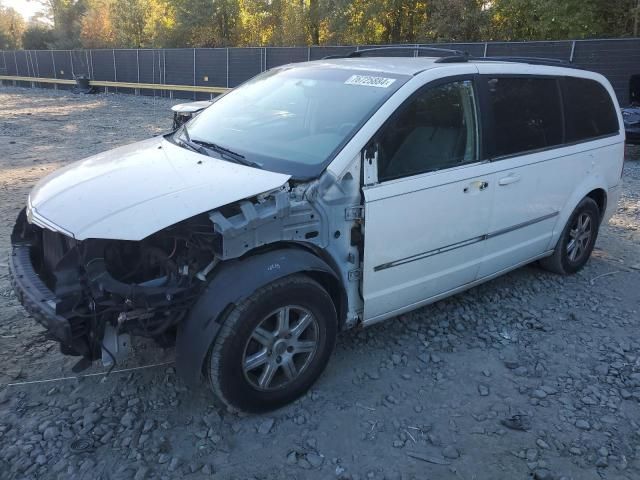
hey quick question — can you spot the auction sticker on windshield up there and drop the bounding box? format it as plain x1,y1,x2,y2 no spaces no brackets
345,75,397,88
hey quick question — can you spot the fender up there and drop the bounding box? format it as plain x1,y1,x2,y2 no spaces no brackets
547,173,608,250
175,247,342,386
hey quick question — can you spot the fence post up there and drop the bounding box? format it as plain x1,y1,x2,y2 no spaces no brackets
483,42,488,57
69,50,74,78
193,48,196,100
226,48,230,88
32,50,40,78
89,50,94,80
569,40,576,62
163,49,169,99
136,49,140,95
51,50,57,90
112,49,117,94
307,47,311,61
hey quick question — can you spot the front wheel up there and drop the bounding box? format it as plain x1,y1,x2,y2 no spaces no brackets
206,274,337,413
540,197,601,275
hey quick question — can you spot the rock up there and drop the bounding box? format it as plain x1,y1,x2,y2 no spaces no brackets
575,419,591,430
142,419,155,433
202,464,213,475
79,459,96,472
35,454,47,466
526,449,538,461
158,453,170,464
52,458,67,473
258,418,275,435
534,468,552,480
121,412,136,429
504,360,519,369
168,457,180,472
478,384,490,396
442,446,460,459
306,453,324,468
595,456,608,468
536,439,550,450
203,412,221,428
391,354,401,365
532,389,547,399
393,440,404,448
418,353,430,364
286,451,297,465
134,467,149,480
43,426,59,440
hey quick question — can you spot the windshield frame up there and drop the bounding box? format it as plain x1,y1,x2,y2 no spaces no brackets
176,65,412,180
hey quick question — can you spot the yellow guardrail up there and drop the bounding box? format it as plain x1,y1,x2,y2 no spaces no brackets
0,75,230,94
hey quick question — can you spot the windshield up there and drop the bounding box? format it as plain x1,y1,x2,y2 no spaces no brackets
183,65,410,179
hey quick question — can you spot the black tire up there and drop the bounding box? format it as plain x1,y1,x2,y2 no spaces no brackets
540,197,601,275
205,274,337,413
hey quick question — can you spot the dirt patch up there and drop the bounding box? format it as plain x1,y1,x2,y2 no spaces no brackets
1,86,639,480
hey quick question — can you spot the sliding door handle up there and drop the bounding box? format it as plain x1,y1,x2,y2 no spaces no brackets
498,174,521,186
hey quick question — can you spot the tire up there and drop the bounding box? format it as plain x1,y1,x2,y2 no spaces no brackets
205,274,337,413
540,197,601,275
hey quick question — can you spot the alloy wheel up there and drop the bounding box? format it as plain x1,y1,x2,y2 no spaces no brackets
566,213,593,262
242,306,319,391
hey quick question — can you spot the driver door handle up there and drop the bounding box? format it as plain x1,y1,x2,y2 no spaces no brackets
498,174,521,186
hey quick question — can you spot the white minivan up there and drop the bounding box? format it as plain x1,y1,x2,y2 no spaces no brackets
10,49,624,412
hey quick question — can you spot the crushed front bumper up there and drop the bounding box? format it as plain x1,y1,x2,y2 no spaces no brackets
9,243,75,345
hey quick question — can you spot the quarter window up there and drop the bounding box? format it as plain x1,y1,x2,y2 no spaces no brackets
562,77,619,142
485,77,563,158
377,80,479,181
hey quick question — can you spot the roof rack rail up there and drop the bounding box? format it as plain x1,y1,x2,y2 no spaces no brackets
435,55,577,68
323,46,468,60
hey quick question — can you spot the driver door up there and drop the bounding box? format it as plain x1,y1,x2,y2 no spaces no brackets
362,78,495,322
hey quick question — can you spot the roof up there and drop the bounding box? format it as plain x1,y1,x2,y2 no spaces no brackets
292,56,590,77
301,57,443,76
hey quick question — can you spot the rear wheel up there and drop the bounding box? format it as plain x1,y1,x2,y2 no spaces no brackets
206,275,337,413
540,197,601,275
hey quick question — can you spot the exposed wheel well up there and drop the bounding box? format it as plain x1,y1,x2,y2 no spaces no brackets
586,188,607,220
305,270,347,329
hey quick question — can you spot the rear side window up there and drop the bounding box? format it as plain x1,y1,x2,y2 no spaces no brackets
485,77,563,158
562,78,619,142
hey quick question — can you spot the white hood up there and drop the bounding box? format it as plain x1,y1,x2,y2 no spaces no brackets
28,136,291,241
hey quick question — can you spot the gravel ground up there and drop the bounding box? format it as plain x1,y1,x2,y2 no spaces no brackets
0,86,639,480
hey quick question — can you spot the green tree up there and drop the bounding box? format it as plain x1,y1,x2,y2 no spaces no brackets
37,0,87,48
0,5,26,49
22,22,55,49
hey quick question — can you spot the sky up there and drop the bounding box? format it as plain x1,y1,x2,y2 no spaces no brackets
2,0,45,21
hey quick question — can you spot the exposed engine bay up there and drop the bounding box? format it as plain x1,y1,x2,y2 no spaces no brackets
10,153,363,375
11,210,218,366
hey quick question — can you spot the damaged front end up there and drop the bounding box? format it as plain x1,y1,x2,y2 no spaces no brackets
9,208,217,369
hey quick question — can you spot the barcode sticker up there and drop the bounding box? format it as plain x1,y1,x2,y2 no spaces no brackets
344,75,396,88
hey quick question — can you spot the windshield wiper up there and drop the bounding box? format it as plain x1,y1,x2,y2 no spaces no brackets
176,126,261,169
176,125,209,156
191,139,261,169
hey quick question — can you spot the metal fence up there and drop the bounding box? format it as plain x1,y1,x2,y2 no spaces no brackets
1,38,639,105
